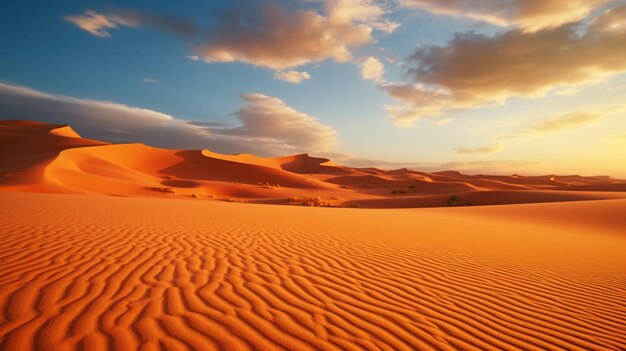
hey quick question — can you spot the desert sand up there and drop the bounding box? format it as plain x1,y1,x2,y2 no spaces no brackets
2,120,625,207
0,193,625,350
1,120,625,350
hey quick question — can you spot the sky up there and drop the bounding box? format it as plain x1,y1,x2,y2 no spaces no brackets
1,0,625,176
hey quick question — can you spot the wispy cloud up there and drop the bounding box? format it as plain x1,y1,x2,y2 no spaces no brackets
397,0,610,32
64,9,197,38
0,82,338,155
456,107,619,154
339,156,539,174
456,143,503,155
64,10,138,38
524,112,601,134
141,78,158,84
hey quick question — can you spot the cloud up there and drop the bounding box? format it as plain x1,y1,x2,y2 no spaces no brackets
191,0,396,70
194,94,338,153
141,78,158,84
456,108,615,154
456,143,503,154
64,9,197,38
64,10,138,37
0,82,338,155
379,82,451,126
383,4,626,125
66,1,398,80
526,112,601,133
338,156,538,174
435,117,453,125
371,20,401,34
438,160,540,174
397,0,610,32
360,56,385,81
273,70,311,84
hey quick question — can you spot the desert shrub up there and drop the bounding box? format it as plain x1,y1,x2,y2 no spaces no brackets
446,195,459,206
151,187,176,194
287,196,333,207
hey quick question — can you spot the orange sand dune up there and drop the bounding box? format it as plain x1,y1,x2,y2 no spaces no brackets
2,120,625,208
0,192,624,350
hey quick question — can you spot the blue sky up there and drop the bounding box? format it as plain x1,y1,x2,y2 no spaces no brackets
1,0,625,176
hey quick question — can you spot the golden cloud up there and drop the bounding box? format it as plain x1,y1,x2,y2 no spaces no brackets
0,83,338,155
397,0,610,32
384,4,626,125
192,0,396,70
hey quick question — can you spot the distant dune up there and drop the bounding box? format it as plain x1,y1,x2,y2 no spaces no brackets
2,120,625,207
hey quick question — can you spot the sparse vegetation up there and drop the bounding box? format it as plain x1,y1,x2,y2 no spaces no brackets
151,187,176,194
447,195,459,206
258,182,281,189
447,195,471,206
224,197,247,203
287,196,336,207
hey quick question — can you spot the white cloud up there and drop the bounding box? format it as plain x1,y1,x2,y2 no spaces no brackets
273,70,311,84
195,94,338,153
141,78,158,84
360,56,385,81
65,2,398,80
191,0,396,70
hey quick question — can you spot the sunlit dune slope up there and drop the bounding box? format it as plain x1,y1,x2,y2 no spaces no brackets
1,120,625,207
0,192,624,350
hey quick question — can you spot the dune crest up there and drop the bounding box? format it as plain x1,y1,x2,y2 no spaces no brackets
1,120,625,207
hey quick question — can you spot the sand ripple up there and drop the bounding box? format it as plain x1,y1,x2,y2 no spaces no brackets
1,192,625,350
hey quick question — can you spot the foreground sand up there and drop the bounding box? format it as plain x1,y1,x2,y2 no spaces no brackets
1,192,624,351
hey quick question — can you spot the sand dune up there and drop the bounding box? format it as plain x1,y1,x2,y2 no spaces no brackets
2,120,625,208
0,192,624,350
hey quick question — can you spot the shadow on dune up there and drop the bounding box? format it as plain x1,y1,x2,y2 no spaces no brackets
159,150,321,188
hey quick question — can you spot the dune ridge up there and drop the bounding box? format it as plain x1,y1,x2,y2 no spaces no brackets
1,120,625,207
0,192,625,350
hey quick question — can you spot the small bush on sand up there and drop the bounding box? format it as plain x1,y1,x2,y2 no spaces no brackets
446,195,459,206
